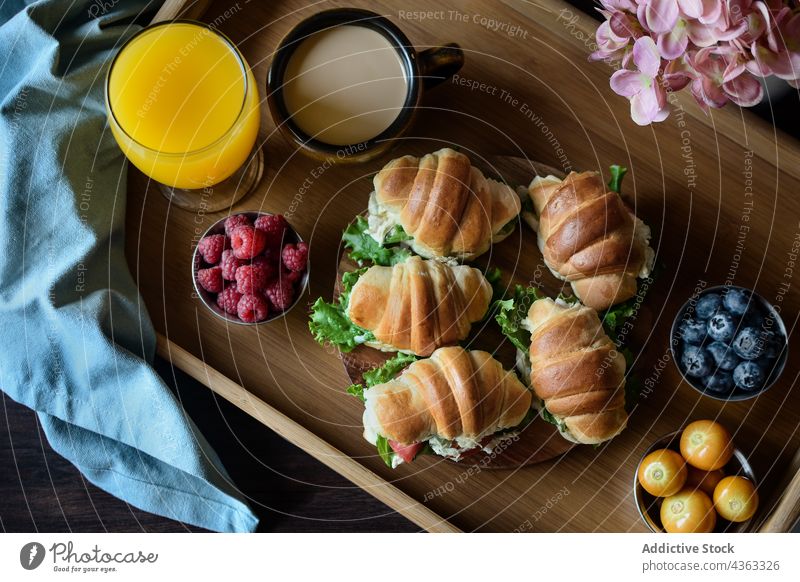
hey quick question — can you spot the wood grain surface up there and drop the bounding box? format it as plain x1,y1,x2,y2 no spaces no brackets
125,0,800,531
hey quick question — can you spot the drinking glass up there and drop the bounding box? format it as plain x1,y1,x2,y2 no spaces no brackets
106,20,262,212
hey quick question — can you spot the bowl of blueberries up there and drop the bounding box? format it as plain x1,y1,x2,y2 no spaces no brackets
670,285,788,400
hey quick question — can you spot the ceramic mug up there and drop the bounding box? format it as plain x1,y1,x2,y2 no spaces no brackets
266,8,464,162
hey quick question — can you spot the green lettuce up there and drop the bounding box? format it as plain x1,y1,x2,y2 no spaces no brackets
308,267,374,352
346,352,418,401
601,298,637,339
494,285,545,352
342,216,411,266
375,435,394,467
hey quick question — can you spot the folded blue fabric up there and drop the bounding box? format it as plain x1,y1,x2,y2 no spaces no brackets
0,0,258,532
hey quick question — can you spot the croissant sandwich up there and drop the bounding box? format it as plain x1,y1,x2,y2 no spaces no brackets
525,168,654,310
360,147,521,261
310,256,492,357
524,297,628,445
349,347,532,467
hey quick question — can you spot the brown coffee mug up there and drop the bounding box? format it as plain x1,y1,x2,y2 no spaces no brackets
266,8,464,163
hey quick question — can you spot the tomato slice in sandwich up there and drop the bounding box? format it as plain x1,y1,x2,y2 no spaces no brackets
388,441,423,464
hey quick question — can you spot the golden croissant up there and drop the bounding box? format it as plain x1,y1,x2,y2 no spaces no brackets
363,346,532,462
525,297,627,445
528,171,653,310
368,147,521,260
346,256,491,356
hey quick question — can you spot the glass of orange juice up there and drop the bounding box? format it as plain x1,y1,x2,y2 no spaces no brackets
106,20,262,212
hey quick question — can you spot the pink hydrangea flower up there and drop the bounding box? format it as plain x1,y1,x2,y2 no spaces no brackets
590,0,798,124
610,37,671,124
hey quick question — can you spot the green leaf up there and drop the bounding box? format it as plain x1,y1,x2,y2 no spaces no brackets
494,285,545,352
363,352,418,388
376,435,394,467
346,352,417,404
346,383,365,402
308,268,374,353
308,298,375,352
601,298,637,340
340,267,367,297
384,224,412,244
608,164,628,194
342,216,411,266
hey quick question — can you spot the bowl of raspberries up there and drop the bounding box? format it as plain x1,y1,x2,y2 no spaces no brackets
670,285,788,401
193,212,309,324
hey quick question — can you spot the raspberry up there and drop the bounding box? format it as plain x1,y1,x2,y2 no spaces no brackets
237,293,269,323
216,286,243,314
264,278,295,311
224,214,251,236
231,225,267,259
220,250,243,280
281,241,308,272
282,268,303,284
197,234,225,265
235,262,272,295
254,214,288,248
197,266,223,293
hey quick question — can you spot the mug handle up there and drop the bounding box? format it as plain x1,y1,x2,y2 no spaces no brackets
418,43,464,90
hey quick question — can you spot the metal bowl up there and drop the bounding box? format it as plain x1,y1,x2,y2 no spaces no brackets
192,211,309,325
670,285,788,401
633,430,758,533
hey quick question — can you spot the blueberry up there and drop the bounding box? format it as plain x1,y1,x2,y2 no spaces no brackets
696,293,722,319
733,361,765,391
681,345,713,377
732,327,767,360
707,341,741,371
707,312,737,342
679,318,708,344
723,288,751,315
704,370,734,394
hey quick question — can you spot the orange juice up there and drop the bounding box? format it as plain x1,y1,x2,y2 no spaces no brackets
107,22,259,189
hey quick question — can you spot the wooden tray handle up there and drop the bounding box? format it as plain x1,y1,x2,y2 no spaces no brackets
759,452,800,532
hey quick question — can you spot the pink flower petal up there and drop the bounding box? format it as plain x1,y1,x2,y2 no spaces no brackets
700,77,730,107
609,11,638,39
633,36,662,77
677,0,704,19
723,72,764,106
722,56,746,83
611,70,647,97
645,0,679,34
697,0,723,24
630,85,664,125
687,20,720,47
657,20,689,60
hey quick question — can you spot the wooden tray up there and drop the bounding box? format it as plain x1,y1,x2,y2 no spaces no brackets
127,0,800,532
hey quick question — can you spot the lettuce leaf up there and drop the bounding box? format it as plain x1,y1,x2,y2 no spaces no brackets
376,435,394,467
308,267,374,352
601,297,637,339
494,285,545,352
346,352,417,402
608,164,628,194
342,216,411,266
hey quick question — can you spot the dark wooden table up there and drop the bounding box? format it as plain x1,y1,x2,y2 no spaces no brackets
2,0,798,534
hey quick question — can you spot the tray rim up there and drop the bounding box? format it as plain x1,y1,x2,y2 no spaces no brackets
148,0,800,533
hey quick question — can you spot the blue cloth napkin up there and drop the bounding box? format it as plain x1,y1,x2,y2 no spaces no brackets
0,0,259,532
